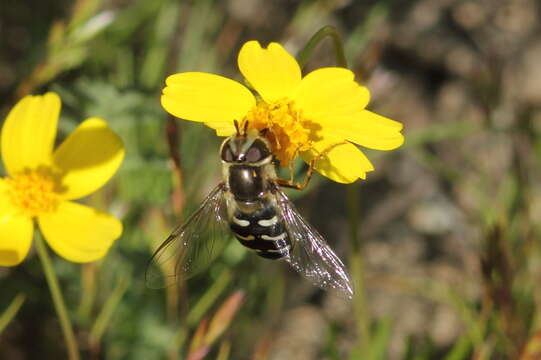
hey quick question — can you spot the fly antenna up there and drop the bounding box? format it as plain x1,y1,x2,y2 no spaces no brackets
234,120,241,135
243,120,249,135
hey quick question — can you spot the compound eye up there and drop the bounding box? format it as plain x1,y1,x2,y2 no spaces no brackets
221,142,234,162
245,140,270,162
245,146,262,162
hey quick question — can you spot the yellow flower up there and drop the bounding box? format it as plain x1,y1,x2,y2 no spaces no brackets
161,41,404,183
0,93,125,266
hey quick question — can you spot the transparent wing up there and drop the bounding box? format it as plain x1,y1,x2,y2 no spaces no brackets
145,183,232,289
273,185,354,299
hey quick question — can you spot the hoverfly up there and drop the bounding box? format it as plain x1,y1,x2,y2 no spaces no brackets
146,122,353,298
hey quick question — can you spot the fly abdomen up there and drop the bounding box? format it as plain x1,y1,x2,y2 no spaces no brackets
229,203,291,260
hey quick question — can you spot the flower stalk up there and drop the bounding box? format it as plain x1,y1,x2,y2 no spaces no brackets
298,25,372,353
36,234,80,360
348,183,371,356
296,25,348,69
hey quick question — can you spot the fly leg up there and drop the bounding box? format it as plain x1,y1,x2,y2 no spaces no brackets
276,142,347,190
275,145,303,190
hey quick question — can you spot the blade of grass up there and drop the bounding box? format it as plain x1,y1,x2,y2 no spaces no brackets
0,294,26,335
89,272,130,346
344,2,389,62
69,0,104,29
140,0,181,89
177,0,218,71
370,317,393,360
204,291,244,345
444,335,472,360
186,270,232,326
216,340,231,360
519,330,541,360
188,318,209,358
171,270,233,353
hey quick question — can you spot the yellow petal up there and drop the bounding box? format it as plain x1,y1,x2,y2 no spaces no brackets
300,136,374,183
0,179,33,266
161,72,255,126
238,41,301,102
204,122,237,137
322,110,404,150
38,201,122,263
294,68,370,121
53,118,125,200
1,93,61,175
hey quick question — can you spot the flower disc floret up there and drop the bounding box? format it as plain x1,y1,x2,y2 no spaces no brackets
244,100,312,166
5,167,62,217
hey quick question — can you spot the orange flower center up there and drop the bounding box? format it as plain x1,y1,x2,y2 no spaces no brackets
5,167,62,217
243,100,313,166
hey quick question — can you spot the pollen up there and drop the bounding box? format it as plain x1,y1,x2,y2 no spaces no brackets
5,167,62,217
243,100,312,166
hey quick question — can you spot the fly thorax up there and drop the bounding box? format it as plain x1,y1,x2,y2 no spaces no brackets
228,165,266,202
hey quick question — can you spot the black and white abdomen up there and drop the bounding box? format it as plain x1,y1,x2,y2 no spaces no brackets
229,201,291,260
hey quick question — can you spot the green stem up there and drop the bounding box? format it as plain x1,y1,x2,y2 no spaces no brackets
296,25,348,69
36,235,80,360
298,25,370,357
77,263,97,322
347,183,371,358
